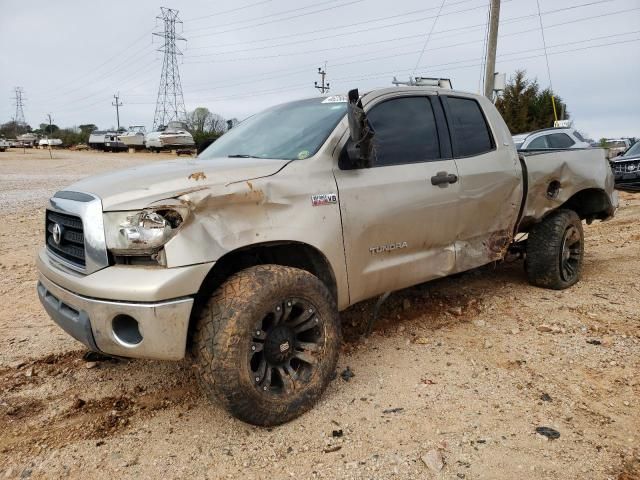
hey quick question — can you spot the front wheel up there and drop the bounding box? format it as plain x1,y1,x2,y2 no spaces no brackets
192,265,340,426
526,209,584,289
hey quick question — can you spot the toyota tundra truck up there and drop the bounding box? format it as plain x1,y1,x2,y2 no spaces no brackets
37,86,617,426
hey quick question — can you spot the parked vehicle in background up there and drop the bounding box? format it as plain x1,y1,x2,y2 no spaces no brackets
610,140,640,191
38,138,63,148
36,86,617,426
119,126,147,150
145,121,195,152
17,132,38,148
602,138,632,159
513,127,591,150
88,130,117,150
0,138,9,152
103,134,127,152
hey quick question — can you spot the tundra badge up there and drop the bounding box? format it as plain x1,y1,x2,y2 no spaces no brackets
369,242,408,254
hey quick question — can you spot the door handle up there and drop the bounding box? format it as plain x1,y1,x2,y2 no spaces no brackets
430,171,458,186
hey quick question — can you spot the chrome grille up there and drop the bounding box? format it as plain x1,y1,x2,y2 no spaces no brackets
612,160,640,174
46,210,86,267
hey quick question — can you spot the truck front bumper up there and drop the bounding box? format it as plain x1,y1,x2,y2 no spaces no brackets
37,248,214,360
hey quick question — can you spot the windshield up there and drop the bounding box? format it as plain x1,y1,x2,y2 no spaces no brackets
622,141,640,157
199,97,347,161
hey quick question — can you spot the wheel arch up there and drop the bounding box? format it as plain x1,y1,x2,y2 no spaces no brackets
188,241,338,346
557,187,614,222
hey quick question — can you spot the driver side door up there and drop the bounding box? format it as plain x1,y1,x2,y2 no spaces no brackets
333,93,460,304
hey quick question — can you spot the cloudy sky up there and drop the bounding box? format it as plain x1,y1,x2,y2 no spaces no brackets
1,0,638,139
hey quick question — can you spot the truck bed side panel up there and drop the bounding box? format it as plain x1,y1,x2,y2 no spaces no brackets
519,148,616,229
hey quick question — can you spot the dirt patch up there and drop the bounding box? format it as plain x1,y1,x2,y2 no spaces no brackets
0,150,638,479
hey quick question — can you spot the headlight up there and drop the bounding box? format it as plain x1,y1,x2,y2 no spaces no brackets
104,206,188,255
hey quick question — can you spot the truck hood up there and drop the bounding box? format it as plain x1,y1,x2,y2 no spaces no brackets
66,157,290,211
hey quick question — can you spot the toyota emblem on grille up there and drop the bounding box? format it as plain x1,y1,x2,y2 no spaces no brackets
52,223,63,245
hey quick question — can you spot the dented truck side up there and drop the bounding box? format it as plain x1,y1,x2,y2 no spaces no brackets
36,86,617,425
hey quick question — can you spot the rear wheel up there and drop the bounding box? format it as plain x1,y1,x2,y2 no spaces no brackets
526,209,584,289
192,265,340,426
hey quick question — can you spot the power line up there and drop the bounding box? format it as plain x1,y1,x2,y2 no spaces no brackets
183,0,273,22
412,0,447,75
177,4,638,95
186,0,347,34
152,7,187,130
128,32,640,105
27,28,154,98
188,0,364,39
184,0,615,62
108,34,640,110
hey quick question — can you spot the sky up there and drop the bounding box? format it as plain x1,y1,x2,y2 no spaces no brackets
0,0,638,139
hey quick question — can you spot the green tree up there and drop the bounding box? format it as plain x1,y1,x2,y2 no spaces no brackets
0,121,32,138
39,123,60,135
495,70,569,134
77,124,98,143
186,107,227,146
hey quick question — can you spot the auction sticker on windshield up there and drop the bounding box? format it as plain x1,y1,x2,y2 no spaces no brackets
321,95,347,103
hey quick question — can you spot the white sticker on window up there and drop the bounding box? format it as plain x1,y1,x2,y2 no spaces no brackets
321,95,347,104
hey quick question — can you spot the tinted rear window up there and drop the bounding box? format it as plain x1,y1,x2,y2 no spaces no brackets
445,97,494,157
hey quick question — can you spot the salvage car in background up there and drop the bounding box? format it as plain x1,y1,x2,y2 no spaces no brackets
611,140,640,191
513,127,591,150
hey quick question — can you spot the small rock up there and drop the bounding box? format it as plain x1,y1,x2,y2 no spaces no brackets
586,339,602,345
382,407,404,414
449,306,463,316
340,367,354,382
72,398,86,409
483,339,493,349
24,368,33,378
473,319,486,327
535,426,560,440
323,445,342,453
85,362,98,369
402,298,411,311
421,449,444,472
623,401,630,406
332,429,343,438
414,337,430,345
537,324,553,333
511,328,520,335
540,393,552,402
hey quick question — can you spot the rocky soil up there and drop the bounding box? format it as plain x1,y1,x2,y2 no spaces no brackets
0,149,638,479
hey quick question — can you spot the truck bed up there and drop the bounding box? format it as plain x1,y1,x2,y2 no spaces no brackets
518,148,616,230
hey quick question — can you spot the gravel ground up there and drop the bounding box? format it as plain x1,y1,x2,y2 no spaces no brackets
0,149,639,479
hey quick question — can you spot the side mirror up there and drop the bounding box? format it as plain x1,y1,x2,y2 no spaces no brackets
346,88,374,168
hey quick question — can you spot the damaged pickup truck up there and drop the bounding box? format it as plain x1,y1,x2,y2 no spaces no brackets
37,86,617,426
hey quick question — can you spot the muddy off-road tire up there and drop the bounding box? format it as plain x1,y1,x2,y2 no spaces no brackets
192,265,340,426
526,209,584,290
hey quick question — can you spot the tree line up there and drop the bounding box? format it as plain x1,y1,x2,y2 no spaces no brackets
0,107,235,147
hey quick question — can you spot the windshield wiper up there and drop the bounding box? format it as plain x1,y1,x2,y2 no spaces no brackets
227,154,262,158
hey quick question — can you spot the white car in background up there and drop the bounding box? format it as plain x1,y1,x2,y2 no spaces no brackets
513,128,591,150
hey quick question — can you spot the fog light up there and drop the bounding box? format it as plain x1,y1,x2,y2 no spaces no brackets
112,314,143,346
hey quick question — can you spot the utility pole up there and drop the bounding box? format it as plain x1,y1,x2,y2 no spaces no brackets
483,0,501,99
45,113,53,159
314,64,330,94
112,93,123,132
